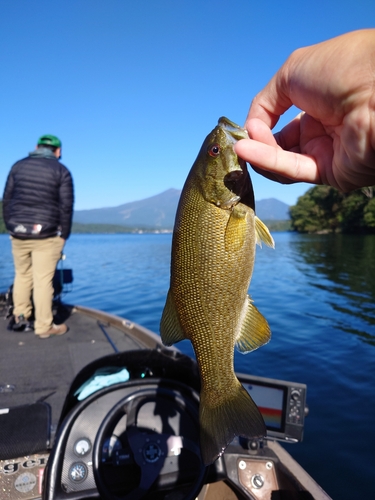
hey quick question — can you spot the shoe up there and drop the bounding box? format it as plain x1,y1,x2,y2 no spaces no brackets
38,323,68,339
12,314,33,332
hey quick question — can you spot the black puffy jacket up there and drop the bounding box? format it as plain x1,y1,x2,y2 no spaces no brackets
2,148,74,240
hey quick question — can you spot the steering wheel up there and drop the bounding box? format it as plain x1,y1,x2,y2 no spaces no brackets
93,386,206,500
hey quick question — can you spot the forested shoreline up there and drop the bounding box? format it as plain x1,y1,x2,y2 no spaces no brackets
290,186,375,234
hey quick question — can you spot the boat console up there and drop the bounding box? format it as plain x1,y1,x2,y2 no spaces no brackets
1,347,327,500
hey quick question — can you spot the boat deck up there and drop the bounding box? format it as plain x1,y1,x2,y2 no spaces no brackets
0,299,163,436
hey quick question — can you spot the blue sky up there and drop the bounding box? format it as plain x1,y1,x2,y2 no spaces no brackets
1,1,374,210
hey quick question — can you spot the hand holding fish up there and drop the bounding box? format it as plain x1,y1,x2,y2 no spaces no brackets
234,29,375,192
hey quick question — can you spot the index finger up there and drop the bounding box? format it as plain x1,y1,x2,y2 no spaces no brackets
234,138,322,184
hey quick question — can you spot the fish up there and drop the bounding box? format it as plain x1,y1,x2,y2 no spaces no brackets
160,117,274,465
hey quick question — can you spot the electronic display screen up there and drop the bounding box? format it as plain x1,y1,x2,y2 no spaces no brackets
242,382,286,431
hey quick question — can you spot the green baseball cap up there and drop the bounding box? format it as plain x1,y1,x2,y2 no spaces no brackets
37,134,62,148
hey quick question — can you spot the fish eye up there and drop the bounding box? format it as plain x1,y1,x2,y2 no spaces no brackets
208,144,220,157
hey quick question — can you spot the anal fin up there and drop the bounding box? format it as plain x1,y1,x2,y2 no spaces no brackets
235,296,271,353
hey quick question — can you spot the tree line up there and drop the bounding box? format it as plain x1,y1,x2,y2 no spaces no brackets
290,186,375,233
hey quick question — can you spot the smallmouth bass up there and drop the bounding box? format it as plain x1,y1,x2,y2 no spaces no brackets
160,117,274,465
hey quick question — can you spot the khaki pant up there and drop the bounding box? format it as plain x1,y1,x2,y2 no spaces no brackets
10,236,65,334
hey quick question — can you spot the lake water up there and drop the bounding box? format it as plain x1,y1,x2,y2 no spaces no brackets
0,232,374,499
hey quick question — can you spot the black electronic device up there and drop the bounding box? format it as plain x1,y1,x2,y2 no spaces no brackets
238,373,307,443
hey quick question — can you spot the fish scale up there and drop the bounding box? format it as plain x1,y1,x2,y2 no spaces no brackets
160,117,274,465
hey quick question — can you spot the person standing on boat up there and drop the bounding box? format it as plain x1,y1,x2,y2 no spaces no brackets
2,135,74,339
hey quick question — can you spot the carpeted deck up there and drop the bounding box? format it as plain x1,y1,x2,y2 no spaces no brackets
0,301,149,435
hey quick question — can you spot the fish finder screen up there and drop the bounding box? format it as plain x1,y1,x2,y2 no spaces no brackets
243,382,285,431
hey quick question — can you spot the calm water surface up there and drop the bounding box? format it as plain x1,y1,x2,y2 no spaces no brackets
1,232,374,499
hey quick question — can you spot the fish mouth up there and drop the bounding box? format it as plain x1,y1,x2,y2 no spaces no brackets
218,117,248,142
223,157,255,210
224,169,243,183
224,168,243,194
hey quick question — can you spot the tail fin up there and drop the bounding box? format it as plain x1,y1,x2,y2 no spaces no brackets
199,381,266,465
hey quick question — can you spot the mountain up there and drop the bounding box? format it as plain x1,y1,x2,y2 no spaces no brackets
73,188,181,229
255,198,290,220
73,190,290,230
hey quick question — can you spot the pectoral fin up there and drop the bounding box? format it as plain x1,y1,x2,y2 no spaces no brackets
235,296,271,353
160,290,186,346
224,206,247,252
255,216,275,248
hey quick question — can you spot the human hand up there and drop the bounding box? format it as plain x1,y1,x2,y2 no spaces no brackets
234,29,375,192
